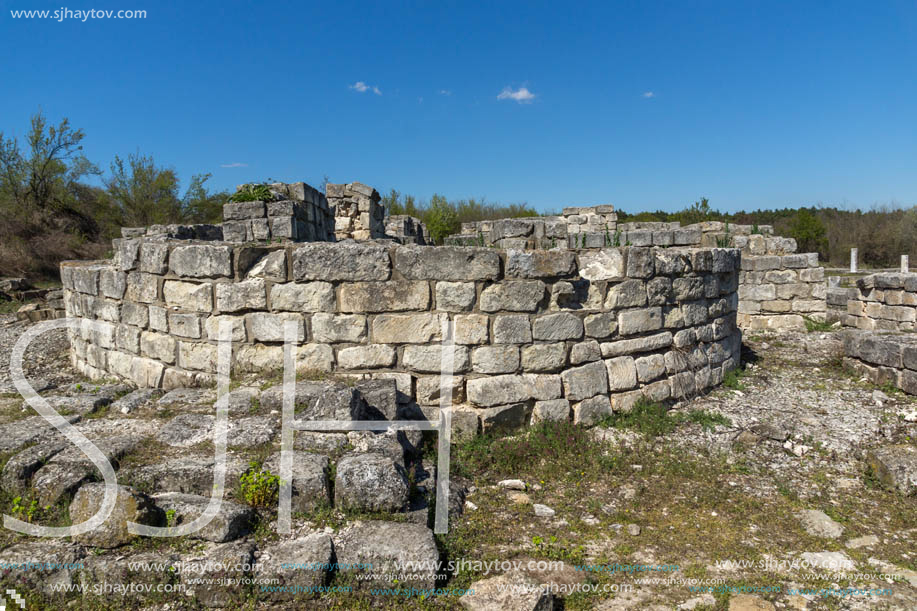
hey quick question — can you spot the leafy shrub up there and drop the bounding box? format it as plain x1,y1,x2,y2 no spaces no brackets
239,462,280,508
228,184,273,203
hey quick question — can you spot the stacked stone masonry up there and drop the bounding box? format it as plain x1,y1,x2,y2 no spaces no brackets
842,272,917,331
447,214,824,330
843,329,917,395
223,182,334,243
385,215,430,245
62,241,742,435
326,182,386,241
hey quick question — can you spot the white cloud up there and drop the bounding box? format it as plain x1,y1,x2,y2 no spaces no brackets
350,81,382,95
497,86,536,103
220,162,248,168
439,89,452,96
642,91,655,98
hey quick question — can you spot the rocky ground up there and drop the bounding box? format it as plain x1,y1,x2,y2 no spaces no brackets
0,313,915,610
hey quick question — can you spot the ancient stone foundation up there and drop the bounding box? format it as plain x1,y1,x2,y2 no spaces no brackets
842,329,917,395
62,237,742,435
842,272,917,332
449,209,826,330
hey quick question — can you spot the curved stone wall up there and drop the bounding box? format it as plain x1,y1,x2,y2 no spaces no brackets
61,241,741,434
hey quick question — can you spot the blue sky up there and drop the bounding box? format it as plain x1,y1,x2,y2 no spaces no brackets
2,0,916,214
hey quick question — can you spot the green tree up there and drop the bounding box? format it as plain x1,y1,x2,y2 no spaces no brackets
789,208,828,256
425,194,459,243
0,111,100,216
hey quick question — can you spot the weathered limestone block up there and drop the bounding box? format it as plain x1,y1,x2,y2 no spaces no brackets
573,395,612,426
480,280,546,312
248,312,305,342
140,331,176,364
205,315,246,341
339,281,430,312
335,453,409,512
493,315,533,343
531,312,584,340
480,403,531,433
100,269,127,299
521,343,568,372
532,399,571,423
626,248,654,278
618,307,663,335
394,246,500,281
505,250,576,278
578,249,625,281
246,250,287,280
235,344,282,372
472,346,520,374
435,281,476,311
372,313,448,343
293,242,390,282
163,280,212,313
311,313,367,343
454,314,490,345
126,272,159,303
168,312,202,338
170,245,232,278
635,353,666,382
270,282,334,312
69,484,160,548
216,279,266,312
178,342,217,371
139,242,169,274
584,312,617,339
561,360,608,401
337,345,396,369
601,331,673,357
402,345,471,373
605,279,648,309
224,201,266,220
467,375,533,406
606,356,638,391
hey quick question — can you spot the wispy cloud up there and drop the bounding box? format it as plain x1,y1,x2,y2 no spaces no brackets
642,91,656,98
220,162,248,168
350,81,382,95
497,86,536,104
439,89,452,96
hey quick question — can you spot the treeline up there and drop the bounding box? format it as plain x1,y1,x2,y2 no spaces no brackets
0,112,226,277
619,198,917,267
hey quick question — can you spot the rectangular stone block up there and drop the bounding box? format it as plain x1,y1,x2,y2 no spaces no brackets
393,246,500,281
600,331,673,357
247,312,305,342
311,313,367,343
372,313,448,343
140,331,176,364
270,282,335,312
466,375,533,407
163,280,212,313
178,342,217,372
618,307,663,335
480,281,546,312
139,242,169,274
169,245,232,278
454,314,490,345
339,281,430,313
216,279,266,313
168,312,202,338
224,201,266,220
293,242,391,282
337,345,397,369
561,360,608,401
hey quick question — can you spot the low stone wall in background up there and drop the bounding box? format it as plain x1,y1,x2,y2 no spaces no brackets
385,215,429,245
842,273,917,332
843,329,917,395
61,242,742,436
222,182,334,243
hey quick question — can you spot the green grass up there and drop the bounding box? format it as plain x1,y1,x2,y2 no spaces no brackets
722,366,748,390
803,315,835,332
228,184,273,203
